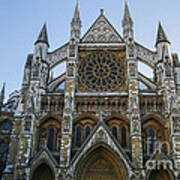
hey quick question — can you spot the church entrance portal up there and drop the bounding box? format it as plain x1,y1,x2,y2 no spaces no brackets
149,170,173,180
75,145,127,180
32,163,53,180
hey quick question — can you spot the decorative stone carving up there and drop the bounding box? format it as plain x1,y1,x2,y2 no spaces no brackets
69,39,76,58
32,58,40,77
132,115,140,134
173,117,180,134
129,63,136,77
82,15,122,43
128,38,134,58
78,51,126,92
63,115,71,132
95,129,108,142
67,63,75,77
60,135,70,165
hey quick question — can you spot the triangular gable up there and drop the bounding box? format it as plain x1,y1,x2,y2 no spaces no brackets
30,147,58,168
72,121,131,169
81,13,123,43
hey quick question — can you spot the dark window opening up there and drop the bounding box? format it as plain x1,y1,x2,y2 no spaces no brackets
149,128,155,153
121,126,127,148
76,126,82,147
85,126,91,139
112,126,118,139
47,128,54,151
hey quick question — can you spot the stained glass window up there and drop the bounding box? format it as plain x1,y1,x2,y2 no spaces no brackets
78,51,125,92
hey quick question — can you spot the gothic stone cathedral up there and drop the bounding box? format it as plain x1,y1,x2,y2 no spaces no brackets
1,2,180,180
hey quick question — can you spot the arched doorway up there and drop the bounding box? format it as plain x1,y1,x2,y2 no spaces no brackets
75,145,127,180
149,170,174,180
32,163,54,180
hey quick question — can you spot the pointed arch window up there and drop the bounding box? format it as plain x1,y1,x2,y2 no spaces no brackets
85,126,91,139
149,128,155,153
112,126,118,139
76,126,82,147
47,128,54,151
121,126,127,148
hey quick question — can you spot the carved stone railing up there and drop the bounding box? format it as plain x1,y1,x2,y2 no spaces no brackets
139,95,164,114
40,94,64,113
74,96,128,114
40,94,164,115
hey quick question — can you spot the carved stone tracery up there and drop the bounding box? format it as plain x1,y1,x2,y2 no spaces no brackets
78,51,126,92
82,15,122,43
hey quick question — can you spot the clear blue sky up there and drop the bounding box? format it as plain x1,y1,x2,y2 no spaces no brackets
0,0,180,100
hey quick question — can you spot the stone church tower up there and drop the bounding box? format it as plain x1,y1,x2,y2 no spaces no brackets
1,1,180,180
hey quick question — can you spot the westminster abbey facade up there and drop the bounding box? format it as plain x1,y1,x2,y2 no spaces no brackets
1,1,180,180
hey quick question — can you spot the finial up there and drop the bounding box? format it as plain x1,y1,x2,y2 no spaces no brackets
122,0,133,26
35,23,49,48
73,0,80,20
100,9,104,15
71,0,82,39
155,22,170,46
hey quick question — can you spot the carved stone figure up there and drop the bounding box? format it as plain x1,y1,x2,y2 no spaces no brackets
67,63,74,77
129,63,136,77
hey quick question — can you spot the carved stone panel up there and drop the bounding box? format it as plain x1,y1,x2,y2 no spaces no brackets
67,63,75,77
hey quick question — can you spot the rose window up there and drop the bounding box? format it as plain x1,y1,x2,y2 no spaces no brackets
78,51,125,91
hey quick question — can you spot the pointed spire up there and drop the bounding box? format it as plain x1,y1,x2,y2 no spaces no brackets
122,0,133,26
73,0,80,21
71,0,82,40
0,83,5,106
156,22,170,46
35,23,49,48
